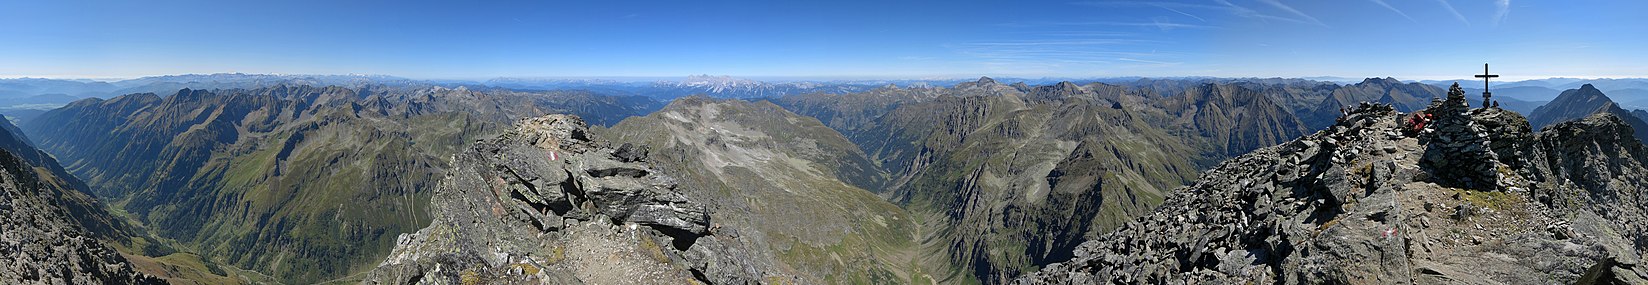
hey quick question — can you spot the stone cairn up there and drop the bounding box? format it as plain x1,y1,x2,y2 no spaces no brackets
1419,83,1503,190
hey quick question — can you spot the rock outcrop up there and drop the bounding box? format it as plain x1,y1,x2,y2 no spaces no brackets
1019,97,1648,284
362,115,766,284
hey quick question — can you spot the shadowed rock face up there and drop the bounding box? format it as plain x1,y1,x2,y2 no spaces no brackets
1019,102,1648,284
363,114,769,285
0,126,162,284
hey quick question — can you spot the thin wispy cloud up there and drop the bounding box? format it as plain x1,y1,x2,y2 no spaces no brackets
997,21,1219,30
1069,1,1229,11
1437,0,1469,26
1367,0,1416,23
1213,0,1316,27
1072,1,1327,28
1149,18,1207,31
958,39,1163,47
1257,0,1327,27
1116,58,1182,65
1153,3,1207,22
1023,31,1139,38
1493,0,1511,26
947,31,1192,73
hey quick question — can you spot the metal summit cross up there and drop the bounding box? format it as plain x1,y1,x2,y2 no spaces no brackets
1475,63,1499,108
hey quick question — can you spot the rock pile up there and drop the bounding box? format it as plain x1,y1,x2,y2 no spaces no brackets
1468,107,1534,172
1419,83,1503,190
362,115,767,284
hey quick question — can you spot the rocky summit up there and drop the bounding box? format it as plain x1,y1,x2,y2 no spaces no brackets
362,114,766,284
1019,84,1648,284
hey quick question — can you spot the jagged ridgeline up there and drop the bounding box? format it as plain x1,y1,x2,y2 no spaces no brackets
19,85,661,284
1020,85,1648,284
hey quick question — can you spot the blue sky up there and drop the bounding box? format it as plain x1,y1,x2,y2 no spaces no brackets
0,0,1642,80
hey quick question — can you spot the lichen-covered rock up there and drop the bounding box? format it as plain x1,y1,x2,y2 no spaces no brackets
361,115,765,284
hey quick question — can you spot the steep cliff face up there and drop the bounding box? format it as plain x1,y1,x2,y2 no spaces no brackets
364,115,769,284
0,128,162,284
1020,90,1648,283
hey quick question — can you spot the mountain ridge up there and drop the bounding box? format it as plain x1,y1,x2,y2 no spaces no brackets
1528,84,1648,142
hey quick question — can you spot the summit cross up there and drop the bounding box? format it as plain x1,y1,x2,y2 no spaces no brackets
1475,63,1499,108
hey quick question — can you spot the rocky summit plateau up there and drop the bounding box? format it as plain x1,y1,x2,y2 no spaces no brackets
1018,84,1648,284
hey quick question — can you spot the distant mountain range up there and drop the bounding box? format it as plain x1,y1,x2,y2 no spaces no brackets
7,74,1648,121
1422,78,1648,109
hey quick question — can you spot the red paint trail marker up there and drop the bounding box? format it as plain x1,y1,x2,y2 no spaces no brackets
549,151,558,161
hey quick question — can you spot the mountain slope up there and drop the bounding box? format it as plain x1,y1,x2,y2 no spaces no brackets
20,85,660,283
773,78,1310,283
597,97,938,283
1021,86,1648,284
0,122,162,283
0,115,138,241
364,115,769,284
1528,84,1648,142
